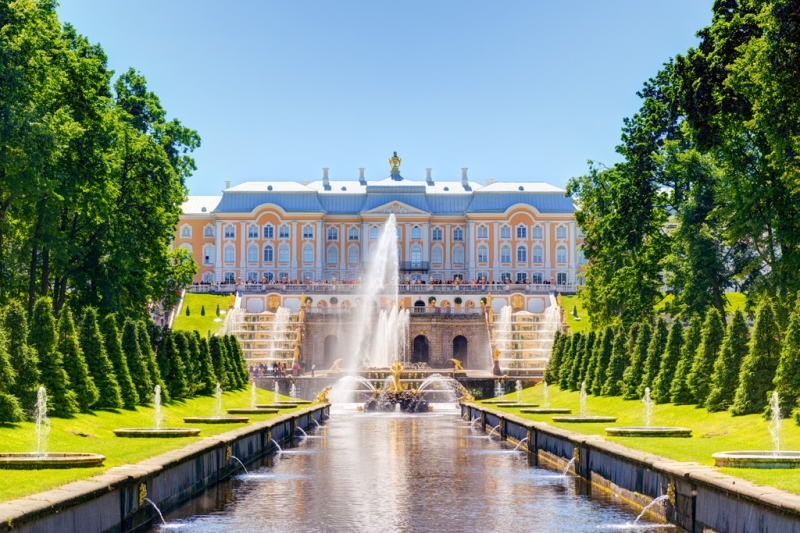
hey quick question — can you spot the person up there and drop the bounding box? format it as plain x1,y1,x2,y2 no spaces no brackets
292,361,299,377
272,362,278,378
311,363,316,378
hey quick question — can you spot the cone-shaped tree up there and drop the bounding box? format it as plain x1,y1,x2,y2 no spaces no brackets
57,309,99,411
558,333,577,390
194,332,217,395
581,331,597,392
638,318,668,398
602,327,628,396
591,327,614,395
0,330,24,423
622,323,651,400
706,311,749,412
29,298,78,416
79,308,122,409
687,308,725,405
136,321,168,403
200,305,205,316
227,335,250,386
209,336,229,389
652,322,683,404
101,315,138,409
224,335,245,389
670,314,701,404
122,319,152,404
3,301,41,412
184,331,200,396
185,306,190,316
168,332,189,398
584,330,603,393
543,330,564,384
566,333,585,391
732,302,781,416
769,305,800,418
625,323,641,357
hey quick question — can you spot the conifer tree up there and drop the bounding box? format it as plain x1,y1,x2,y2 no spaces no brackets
136,321,168,402
652,321,683,404
622,323,651,400
602,327,628,396
194,332,217,395
580,331,597,391
3,301,41,412
769,306,800,418
670,314,701,404
29,298,78,416
591,327,614,395
102,315,138,409
228,335,250,386
638,318,668,398
224,335,245,389
185,306,190,316
0,330,24,423
57,309,99,411
544,330,563,384
184,331,200,396
625,323,640,357
201,305,205,316
732,302,781,416
168,332,189,398
122,319,152,404
687,308,725,405
706,311,749,412
584,329,603,393
220,335,240,389
208,336,229,388
558,334,577,390
567,333,585,391
79,308,122,409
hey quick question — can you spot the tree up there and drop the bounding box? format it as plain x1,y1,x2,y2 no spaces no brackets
226,335,249,386
28,298,78,416
101,314,138,409
602,327,628,396
638,318,668,398
566,333,585,391
583,330,603,393
0,330,24,423
185,306,190,316
652,321,683,404
590,327,614,395
136,321,168,402
79,308,122,409
57,309,99,410
706,311,749,412
3,301,41,411
216,305,220,317
622,323,651,400
543,330,564,384
208,336,229,389
200,305,205,316
183,330,200,396
732,302,781,416
770,305,800,418
670,314,701,404
223,335,244,389
194,332,217,395
122,319,152,404
580,331,597,391
687,308,724,405
168,332,189,398
558,333,578,390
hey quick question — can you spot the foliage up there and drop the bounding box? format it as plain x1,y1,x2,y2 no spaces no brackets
638,318,668,398
208,336,229,389
136,321,168,403
566,333,585,391
454,297,462,305
172,293,229,335
185,306,190,316
622,323,651,400
651,321,683,404
101,315,138,409
200,305,205,316
0,330,24,423
227,335,249,387
78,308,122,409
183,331,200,396
687,309,725,405
167,332,189,399
602,327,628,396
543,331,566,385
2,302,40,412
732,302,781,416
670,314,702,405
590,327,614,396
770,305,800,418
0,393,24,425
581,330,598,391
194,333,217,395
706,311,750,412
428,296,436,305
57,309,99,411
121,319,152,404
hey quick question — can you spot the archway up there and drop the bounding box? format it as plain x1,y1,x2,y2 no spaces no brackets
414,300,425,307
323,335,338,368
412,335,429,364
453,335,468,367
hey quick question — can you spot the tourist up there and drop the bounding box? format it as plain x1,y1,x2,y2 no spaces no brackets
311,363,316,378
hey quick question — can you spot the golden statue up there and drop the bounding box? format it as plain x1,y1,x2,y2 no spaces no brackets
315,387,332,403
487,307,494,325
493,348,501,361
450,358,465,372
511,293,524,311
298,307,305,324
329,358,342,373
456,383,475,402
389,359,404,393
389,151,402,174
267,295,280,312
293,344,300,361
300,293,306,307
486,292,492,307
398,300,404,310
295,328,302,342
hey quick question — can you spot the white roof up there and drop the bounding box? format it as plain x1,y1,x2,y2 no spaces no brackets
225,181,314,193
425,181,482,194
181,196,221,214
478,182,566,193
306,180,367,194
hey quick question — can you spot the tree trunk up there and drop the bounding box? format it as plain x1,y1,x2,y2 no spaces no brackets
40,247,49,298
27,241,39,314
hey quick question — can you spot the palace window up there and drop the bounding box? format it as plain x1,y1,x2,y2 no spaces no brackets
224,225,235,239
531,226,543,239
477,272,489,282
247,225,258,239
556,246,567,263
557,272,568,284
556,225,567,239
224,272,235,284
517,245,527,263
532,246,543,263
432,227,443,241
500,245,511,263
278,245,289,263
203,246,214,265
531,272,544,284
516,225,527,239
224,246,235,263
263,224,274,239
396,227,402,240
348,246,359,265
411,226,421,240
263,272,274,282
247,272,258,282
500,272,512,283
279,224,290,238
370,227,379,239
453,227,464,241
247,245,258,263
303,225,314,239
411,246,422,263
327,227,338,241
180,225,191,238
517,272,527,283
477,225,488,239
278,271,289,282
180,243,192,252
327,246,337,265
452,246,464,266
477,246,488,263
302,271,314,282
202,271,214,283
348,227,359,241
302,245,313,263
204,225,214,238
500,225,511,239
432,246,443,265
263,245,274,262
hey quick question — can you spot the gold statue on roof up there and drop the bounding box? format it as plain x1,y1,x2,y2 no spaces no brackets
389,151,402,174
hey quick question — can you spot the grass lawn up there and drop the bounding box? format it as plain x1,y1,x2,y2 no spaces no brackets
479,384,800,494
0,388,309,502
172,293,232,336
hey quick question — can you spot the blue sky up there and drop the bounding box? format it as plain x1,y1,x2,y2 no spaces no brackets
57,1,714,195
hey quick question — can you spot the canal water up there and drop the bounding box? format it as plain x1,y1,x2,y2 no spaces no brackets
147,406,677,532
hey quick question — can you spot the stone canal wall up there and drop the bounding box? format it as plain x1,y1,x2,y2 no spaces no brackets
0,404,328,533
463,403,800,533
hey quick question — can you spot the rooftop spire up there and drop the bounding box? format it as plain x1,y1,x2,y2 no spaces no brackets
388,151,402,180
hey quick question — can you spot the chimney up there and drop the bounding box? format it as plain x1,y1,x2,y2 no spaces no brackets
461,168,468,186
225,180,231,190
485,178,494,186
425,168,433,185
359,167,366,185
322,167,330,190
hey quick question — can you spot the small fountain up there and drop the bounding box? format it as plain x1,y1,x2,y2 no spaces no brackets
483,380,539,408
295,427,308,439
143,498,167,525
551,382,617,423
487,424,501,437
290,382,298,399
516,380,522,403
362,360,431,413
274,381,280,403
605,387,691,438
543,381,550,408
230,455,249,474
713,392,800,468
633,495,670,525
115,385,202,437
183,383,250,424
0,387,106,469
561,456,576,475
270,438,283,454
512,438,528,452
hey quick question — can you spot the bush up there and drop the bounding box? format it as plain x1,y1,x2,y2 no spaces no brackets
572,305,578,318
622,323,651,400
215,304,220,317
428,296,436,305
454,297,463,305
164,333,188,399
0,393,24,424
591,327,614,395
543,330,563,384
57,309,99,411
567,333,585,391
732,301,781,416
769,305,800,418
651,321,683,404
200,305,205,316
670,314,701,404
581,331,597,391
638,318,668,398
688,308,725,405
194,333,217,395
102,314,139,409
706,311,749,412
208,336,229,388
136,321,168,403
224,335,244,389
29,298,78,416
3,301,41,412
185,306,190,316
79,308,122,409
602,327,628,396
122,319,152,404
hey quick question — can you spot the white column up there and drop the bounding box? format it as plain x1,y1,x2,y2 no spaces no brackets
239,221,247,279
361,222,370,267
290,221,298,279
339,223,346,274
493,222,499,282
544,221,551,281
444,223,451,274
315,221,323,279
422,222,430,262
214,220,222,282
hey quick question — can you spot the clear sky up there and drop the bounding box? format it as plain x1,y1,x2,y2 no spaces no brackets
57,1,714,195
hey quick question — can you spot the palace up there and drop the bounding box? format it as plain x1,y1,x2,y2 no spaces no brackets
175,153,585,285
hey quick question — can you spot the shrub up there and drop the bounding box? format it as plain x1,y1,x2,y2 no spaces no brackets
200,305,205,316
164,333,188,399
0,392,24,424
602,327,628,396
102,314,139,409
651,321,683,404
670,314,701,404
558,333,578,390
0,329,24,423
185,306,190,316
208,336,229,389
29,298,78,416
79,308,122,409
622,323,651,400
573,306,578,318
194,332,217,395
580,331,597,391
591,327,614,395
687,308,725,405
543,331,565,384
732,301,781,416
136,321,168,402
216,304,220,317
428,296,437,305
637,318,668,398
57,309,99,411
122,319,152,404
454,297,463,305
2,302,40,412
706,311,749,412
567,333,585,391
769,305,800,418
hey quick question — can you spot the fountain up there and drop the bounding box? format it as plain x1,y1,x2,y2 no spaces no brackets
274,381,280,403
229,455,249,474
516,380,522,403
363,360,431,412
183,383,250,424
0,387,106,469
543,381,550,408
605,387,692,438
115,385,202,437
551,382,617,423
487,424,501,437
713,392,800,468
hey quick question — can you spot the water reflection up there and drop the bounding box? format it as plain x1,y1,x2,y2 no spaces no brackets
148,407,677,532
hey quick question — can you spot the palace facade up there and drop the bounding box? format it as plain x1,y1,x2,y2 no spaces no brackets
175,153,584,285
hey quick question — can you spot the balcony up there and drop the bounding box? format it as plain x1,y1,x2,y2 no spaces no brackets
187,282,578,295
398,261,429,272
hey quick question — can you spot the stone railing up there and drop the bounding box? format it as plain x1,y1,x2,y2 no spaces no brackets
186,282,578,295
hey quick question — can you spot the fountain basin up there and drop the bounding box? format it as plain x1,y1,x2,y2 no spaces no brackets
552,416,618,423
114,428,201,438
255,403,298,409
493,403,540,408
0,452,106,469
183,416,249,424
226,408,279,414
605,426,692,438
282,400,312,405
712,451,800,469
483,400,517,404
519,408,572,414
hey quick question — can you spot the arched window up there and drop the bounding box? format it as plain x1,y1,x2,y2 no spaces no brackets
432,246,443,265
279,224,290,238
477,225,488,239
327,246,338,265
247,245,258,263
263,224,274,239
303,224,314,239
203,246,214,265
477,245,488,263
532,246,543,263
500,245,511,263
577,249,586,265
370,227,379,239
453,227,464,241
411,226,421,240
517,245,527,263
348,246,359,265
516,225,527,239
224,225,235,239
500,225,511,239
247,225,258,238
556,225,567,239
278,245,289,263
180,225,191,238
263,245,274,262
327,227,338,241
180,242,192,252
556,246,567,263
348,227,359,241
224,245,235,263
453,246,464,266
411,246,422,263
303,245,314,263
204,225,214,238
432,227,443,241
531,226,543,239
